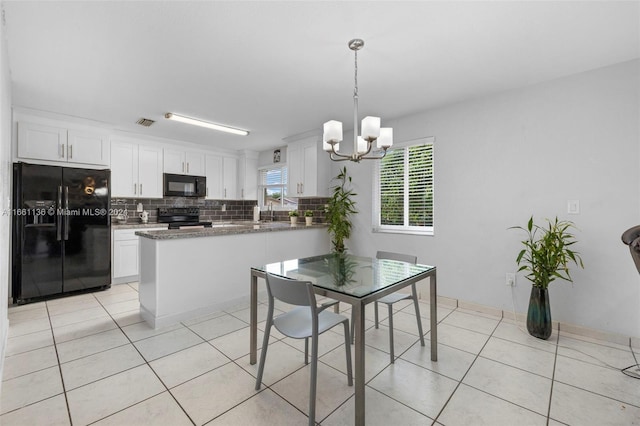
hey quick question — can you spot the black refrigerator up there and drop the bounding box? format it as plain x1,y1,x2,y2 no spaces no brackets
12,162,111,304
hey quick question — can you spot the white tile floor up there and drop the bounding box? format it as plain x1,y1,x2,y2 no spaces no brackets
3,283,640,425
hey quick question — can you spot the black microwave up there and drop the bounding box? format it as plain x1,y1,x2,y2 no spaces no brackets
163,173,206,197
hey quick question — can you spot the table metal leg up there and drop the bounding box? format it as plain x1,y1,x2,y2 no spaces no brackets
430,273,438,361
353,301,365,426
250,272,258,365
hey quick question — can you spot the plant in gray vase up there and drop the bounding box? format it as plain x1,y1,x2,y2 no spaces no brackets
510,216,584,339
325,166,357,253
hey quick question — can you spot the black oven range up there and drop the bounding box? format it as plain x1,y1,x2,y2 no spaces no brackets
157,207,213,229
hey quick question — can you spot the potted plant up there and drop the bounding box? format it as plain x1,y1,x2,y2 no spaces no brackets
325,166,357,253
288,210,299,225
304,210,314,226
511,216,584,339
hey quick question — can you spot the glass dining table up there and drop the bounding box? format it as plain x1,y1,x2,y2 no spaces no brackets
250,253,437,426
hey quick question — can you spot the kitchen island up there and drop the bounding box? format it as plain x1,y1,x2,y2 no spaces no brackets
136,222,330,328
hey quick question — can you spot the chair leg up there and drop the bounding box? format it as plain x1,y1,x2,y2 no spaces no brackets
308,332,319,426
388,304,395,363
350,310,355,344
342,320,353,386
411,284,425,347
255,317,272,390
304,337,309,365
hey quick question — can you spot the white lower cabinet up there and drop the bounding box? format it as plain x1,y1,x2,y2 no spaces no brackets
112,227,167,284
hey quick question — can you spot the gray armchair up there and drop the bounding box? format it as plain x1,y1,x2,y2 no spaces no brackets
620,225,640,379
621,225,640,274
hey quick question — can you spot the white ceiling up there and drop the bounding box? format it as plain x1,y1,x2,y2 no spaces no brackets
3,1,639,152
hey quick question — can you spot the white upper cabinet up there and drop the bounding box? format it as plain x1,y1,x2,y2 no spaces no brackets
186,151,205,176
222,156,238,199
164,148,205,176
137,145,164,198
287,135,329,197
205,154,237,199
205,154,223,199
17,121,108,166
238,151,258,200
111,139,163,198
67,129,109,165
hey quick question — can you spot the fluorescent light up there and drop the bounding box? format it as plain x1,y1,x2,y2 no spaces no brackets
164,113,249,136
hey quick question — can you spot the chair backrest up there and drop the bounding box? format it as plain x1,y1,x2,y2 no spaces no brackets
265,273,316,307
376,250,417,264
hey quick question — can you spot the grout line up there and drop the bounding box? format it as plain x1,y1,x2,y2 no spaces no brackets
432,306,501,424
93,291,198,426
46,296,79,426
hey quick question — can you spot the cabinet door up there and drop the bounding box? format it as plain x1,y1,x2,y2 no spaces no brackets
287,143,303,196
239,154,258,200
110,140,138,197
17,122,67,162
300,142,318,196
67,130,109,165
205,155,223,199
113,238,139,278
138,145,163,198
163,149,186,174
185,151,205,176
222,156,237,199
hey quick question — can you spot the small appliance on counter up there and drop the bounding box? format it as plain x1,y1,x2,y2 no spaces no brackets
139,210,149,223
157,207,213,229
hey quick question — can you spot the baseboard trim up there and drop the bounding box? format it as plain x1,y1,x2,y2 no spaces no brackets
422,294,638,347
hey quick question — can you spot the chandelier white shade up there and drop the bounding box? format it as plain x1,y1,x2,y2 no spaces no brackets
164,113,249,136
322,39,393,162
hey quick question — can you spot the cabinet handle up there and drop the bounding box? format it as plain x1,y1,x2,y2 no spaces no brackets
241,188,244,199
182,162,185,173
187,162,189,173
300,183,303,194
140,184,142,195
224,188,227,198
62,144,66,159
69,145,73,159
134,183,137,195
206,187,208,197
59,144,63,158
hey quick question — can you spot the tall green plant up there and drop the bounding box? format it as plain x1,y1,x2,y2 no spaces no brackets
511,216,584,289
325,166,357,253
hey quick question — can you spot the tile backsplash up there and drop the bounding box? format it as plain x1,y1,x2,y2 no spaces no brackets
111,196,330,224
111,197,257,224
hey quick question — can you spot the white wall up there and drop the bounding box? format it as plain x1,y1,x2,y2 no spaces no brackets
342,60,640,337
0,1,13,387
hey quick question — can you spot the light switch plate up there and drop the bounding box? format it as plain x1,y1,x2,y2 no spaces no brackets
568,199,580,214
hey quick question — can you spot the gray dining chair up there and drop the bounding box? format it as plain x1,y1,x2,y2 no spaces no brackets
255,273,353,426
351,251,425,363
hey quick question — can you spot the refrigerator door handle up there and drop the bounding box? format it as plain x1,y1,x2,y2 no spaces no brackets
64,186,70,241
57,186,63,241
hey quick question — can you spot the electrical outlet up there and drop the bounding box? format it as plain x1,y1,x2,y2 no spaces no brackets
506,273,516,287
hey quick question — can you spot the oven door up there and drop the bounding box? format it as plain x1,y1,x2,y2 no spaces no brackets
163,173,206,197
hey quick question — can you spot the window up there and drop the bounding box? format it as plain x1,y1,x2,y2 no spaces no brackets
258,166,297,208
374,137,434,235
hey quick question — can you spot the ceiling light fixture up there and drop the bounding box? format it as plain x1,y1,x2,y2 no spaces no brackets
322,39,392,162
164,113,249,136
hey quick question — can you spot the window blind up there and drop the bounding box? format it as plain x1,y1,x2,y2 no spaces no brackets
377,140,434,232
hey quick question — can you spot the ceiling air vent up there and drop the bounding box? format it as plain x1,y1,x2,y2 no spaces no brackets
136,118,155,127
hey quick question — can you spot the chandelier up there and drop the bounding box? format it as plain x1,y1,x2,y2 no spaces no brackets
322,39,393,162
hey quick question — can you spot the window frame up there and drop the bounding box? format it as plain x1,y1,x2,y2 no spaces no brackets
372,136,435,236
258,164,296,210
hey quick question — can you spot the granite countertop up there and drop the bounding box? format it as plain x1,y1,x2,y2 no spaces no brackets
135,221,328,240
112,222,169,230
